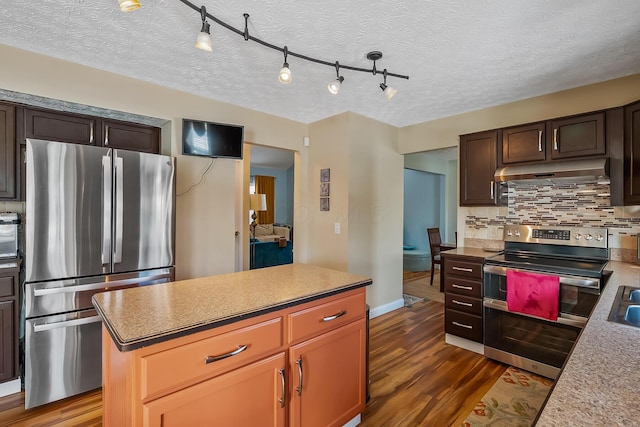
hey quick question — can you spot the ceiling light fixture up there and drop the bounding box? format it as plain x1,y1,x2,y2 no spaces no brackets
195,5,213,52
327,61,344,95
278,46,292,84
379,69,397,100
118,1,409,95
118,0,141,12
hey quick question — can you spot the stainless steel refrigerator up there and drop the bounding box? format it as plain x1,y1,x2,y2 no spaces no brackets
23,138,175,408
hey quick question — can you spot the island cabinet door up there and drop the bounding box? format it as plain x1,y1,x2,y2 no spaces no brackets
289,319,366,427
142,352,286,427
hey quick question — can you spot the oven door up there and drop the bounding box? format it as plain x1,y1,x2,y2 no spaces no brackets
483,264,601,318
483,300,582,379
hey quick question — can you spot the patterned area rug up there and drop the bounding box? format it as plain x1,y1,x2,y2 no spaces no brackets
462,366,553,427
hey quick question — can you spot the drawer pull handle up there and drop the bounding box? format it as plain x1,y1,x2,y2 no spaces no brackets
278,368,286,408
452,299,473,307
204,344,248,364
452,266,473,273
296,357,303,396
452,321,473,330
452,284,473,291
322,310,346,322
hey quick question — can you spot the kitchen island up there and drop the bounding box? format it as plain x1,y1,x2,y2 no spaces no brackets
93,263,372,427
536,260,640,425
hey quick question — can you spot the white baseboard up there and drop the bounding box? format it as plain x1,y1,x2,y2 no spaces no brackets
369,298,404,319
445,333,484,355
343,413,361,427
0,378,20,398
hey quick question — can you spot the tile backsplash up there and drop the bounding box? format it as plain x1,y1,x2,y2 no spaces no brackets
464,182,640,261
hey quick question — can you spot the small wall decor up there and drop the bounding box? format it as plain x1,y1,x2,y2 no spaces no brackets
320,182,330,197
320,168,330,211
320,168,330,183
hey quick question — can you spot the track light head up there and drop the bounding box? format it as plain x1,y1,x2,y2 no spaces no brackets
328,76,344,95
195,6,212,52
380,69,397,100
118,0,140,12
279,46,292,84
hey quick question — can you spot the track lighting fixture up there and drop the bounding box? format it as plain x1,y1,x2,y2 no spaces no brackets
195,6,213,52
118,0,140,12
117,1,409,96
379,69,397,100
327,61,344,95
278,46,292,84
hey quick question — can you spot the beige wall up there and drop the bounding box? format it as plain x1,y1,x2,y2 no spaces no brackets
347,113,404,309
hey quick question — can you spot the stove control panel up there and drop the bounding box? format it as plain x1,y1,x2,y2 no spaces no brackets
503,225,608,248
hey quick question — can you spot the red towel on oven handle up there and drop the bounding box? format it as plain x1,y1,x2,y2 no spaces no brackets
506,269,560,321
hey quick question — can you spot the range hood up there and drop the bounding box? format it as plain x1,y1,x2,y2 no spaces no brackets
494,158,609,185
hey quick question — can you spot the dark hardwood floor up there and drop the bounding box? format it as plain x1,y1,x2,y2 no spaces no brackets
0,300,505,426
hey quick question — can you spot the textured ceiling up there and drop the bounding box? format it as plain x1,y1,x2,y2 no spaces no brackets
1,1,640,127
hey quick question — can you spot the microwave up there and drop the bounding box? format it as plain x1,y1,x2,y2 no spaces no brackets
0,213,19,259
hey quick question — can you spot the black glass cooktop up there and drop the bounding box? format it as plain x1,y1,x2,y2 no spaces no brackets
485,252,608,278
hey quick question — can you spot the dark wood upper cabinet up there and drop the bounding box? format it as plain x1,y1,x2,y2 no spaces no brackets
460,130,501,206
103,119,160,154
623,101,640,205
501,122,546,164
0,104,16,200
548,112,605,160
25,108,100,146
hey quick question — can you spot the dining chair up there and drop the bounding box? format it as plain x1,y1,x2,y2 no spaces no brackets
427,228,443,287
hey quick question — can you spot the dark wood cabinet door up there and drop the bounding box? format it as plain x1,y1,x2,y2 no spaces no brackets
460,130,499,206
548,112,605,160
25,108,99,146
624,101,640,205
0,104,16,199
501,122,546,164
103,120,160,154
0,300,15,382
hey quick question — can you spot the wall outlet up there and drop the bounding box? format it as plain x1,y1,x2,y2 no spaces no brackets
334,223,341,234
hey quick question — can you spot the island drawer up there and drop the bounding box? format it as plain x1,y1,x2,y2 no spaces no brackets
140,316,283,399
288,292,365,344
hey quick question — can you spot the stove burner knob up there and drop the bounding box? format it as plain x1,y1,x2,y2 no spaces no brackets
515,230,521,237
575,233,582,240
585,234,593,240
595,234,604,241
507,229,513,237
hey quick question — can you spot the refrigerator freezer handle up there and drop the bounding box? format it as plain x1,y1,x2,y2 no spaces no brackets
114,155,124,264
102,155,112,266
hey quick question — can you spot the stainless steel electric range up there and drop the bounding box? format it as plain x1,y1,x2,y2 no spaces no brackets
483,225,610,379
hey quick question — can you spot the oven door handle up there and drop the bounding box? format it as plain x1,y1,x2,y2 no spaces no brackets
483,298,587,328
483,264,600,290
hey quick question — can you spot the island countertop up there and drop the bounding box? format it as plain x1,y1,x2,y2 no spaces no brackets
536,260,640,425
92,263,372,352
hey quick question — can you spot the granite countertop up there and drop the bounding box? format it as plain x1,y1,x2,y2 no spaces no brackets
440,247,502,259
536,260,640,425
92,263,371,352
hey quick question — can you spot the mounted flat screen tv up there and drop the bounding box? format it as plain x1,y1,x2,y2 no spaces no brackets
182,118,244,159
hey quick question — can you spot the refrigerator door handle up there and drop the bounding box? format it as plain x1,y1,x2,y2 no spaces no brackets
32,272,173,296
114,155,124,264
101,155,112,266
33,315,102,333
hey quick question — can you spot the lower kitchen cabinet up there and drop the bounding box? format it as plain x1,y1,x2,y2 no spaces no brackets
289,319,366,427
143,352,286,427
442,254,484,343
102,287,367,427
0,259,20,383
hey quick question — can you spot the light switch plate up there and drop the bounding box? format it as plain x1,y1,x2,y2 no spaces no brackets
334,223,341,234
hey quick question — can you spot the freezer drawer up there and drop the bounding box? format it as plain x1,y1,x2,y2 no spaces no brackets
25,309,102,409
24,267,174,318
